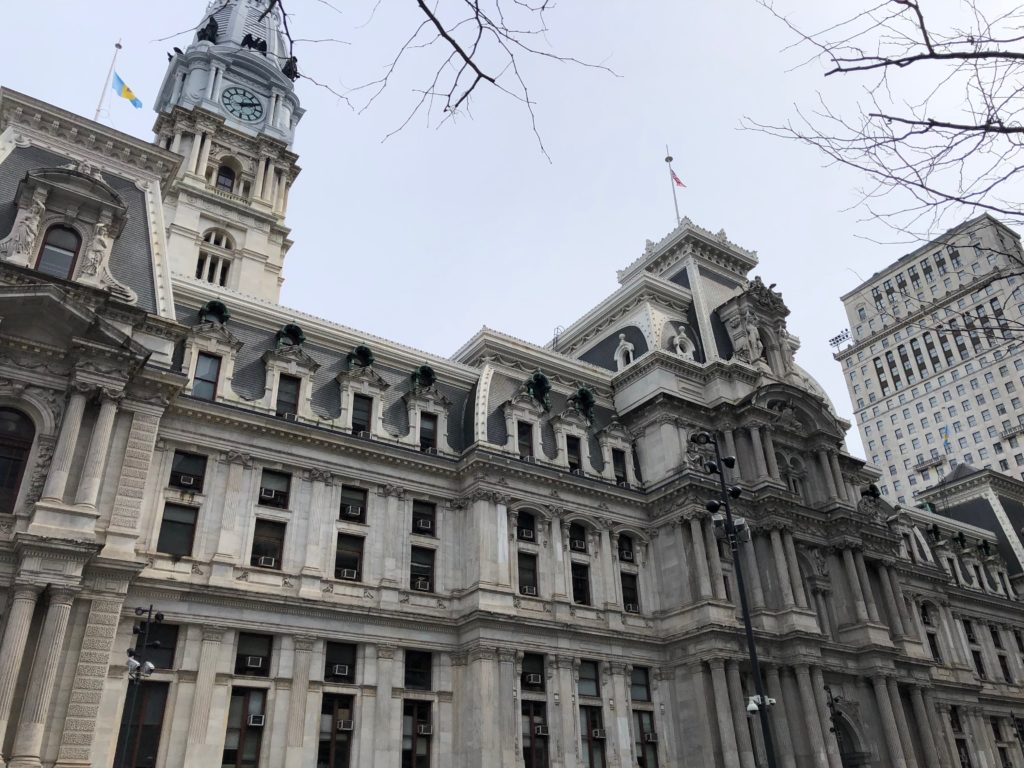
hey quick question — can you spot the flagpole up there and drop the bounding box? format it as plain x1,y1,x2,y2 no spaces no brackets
665,145,681,225
95,40,123,121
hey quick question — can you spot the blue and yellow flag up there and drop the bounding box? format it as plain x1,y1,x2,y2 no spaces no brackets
112,72,143,109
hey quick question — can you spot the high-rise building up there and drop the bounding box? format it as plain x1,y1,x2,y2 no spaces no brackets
836,215,1024,504
0,3,1024,767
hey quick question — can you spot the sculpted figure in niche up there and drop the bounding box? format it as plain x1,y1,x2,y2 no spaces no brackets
672,325,695,361
81,221,112,277
744,310,764,361
776,319,796,372
614,333,635,371
0,196,45,264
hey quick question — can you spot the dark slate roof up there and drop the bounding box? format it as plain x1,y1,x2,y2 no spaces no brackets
578,325,649,373
0,145,158,314
928,463,983,489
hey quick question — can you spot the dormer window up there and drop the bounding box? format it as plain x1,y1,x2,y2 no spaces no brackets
275,374,300,417
196,228,234,287
215,165,236,192
566,436,582,473
517,422,534,459
36,225,80,279
192,353,222,401
611,449,628,484
420,412,438,451
352,394,373,434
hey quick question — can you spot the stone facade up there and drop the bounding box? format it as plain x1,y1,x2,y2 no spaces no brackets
0,2,1023,767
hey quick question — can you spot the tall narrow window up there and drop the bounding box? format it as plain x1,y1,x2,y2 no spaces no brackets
318,693,354,768
518,422,534,459
420,412,438,451
197,229,234,286
568,523,588,553
335,534,364,580
517,511,537,541
571,562,591,605
630,667,651,701
36,225,80,279
410,547,435,592
156,503,198,558
618,534,635,562
611,449,628,485
115,682,169,768
633,710,659,768
192,353,221,401
566,436,582,472
351,394,373,434
0,408,34,515
250,520,285,569
621,572,640,613
579,706,606,768
518,551,538,596
404,650,433,691
401,699,432,768
521,653,545,691
222,688,266,767
578,661,599,696
275,374,301,417
216,165,236,192
522,700,549,768
139,623,179,669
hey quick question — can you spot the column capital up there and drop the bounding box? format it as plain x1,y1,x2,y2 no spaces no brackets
708,658,726,671
304,468,333,485
47,586,79,606
294,635,316,652
377,644,398,660
10,583,44,600
201,626,228,642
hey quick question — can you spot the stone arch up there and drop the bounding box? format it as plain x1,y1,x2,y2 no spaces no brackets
0,390,59,515
832,710,871,767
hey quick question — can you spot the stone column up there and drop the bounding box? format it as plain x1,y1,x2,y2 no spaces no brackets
810,667,843,768
40,388,88,502
170,131,182,154
812,588,832,637
926,692,953,768
764,666,797,768
673,521,694,605
909,686,941,768
0,585,42,764
197,132,212,179
770,527,796,608
556,656,578,768
709,660,740,767
285,637,314,767
749,425,770,481
878,564,907,637
73,392,120,508
853,550,881,623
374,645,398,765
497,650,518,766
184,626,226,762
187,131,203,175
702,517,727,600
599,526,618,609
887,567,913,636
818,449,839,500
8,588,78,768
782,529,808,608
886,678,919,768
795,665,829,768
550,513,568,599
871,675,907,768
301,471,332,577
743,534,765,609
262,160,277,200
763,429,781,480
726,661,756,768
723,428,739,465
253,156,268,198
828,452,847,501
841,548,869,623
689,516,712,600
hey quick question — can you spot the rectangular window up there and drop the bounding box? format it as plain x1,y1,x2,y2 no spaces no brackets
579,706,606,768
999,655,1013,684
116,681,169,768
630,667,652,701
518,551,538,596
156,503,198,558
412,500,436,535
318,693,354,768
578,660,600,697
134,622,179,670
335,534,364,581
193,353,221,401
351,394,373,434
250,519,285,569
566,436,582,472
404,650,433,691
972,649,987,680
234,634,272,676
258,469,290,508
611,449,628,485
928,633,943,663
522,700,549,768
324,642,357,683
633,710,659,768
169,450,207,492
571,562,591,606
410,546,435,592
517,421,534,459
417,413,438,454
275,374,301,417
621,572,640,613
522,653,545,691
339,485,367,523
401,699,432,768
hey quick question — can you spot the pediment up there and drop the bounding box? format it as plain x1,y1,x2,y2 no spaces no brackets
19,166,128,236
337,364,389,391
190,320,243,351
404,384,451,410
263,343,320,373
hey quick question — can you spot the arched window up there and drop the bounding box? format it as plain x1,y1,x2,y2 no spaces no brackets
215,165,236,192
36,225,81,279
0,408,35,514
196,229,235,287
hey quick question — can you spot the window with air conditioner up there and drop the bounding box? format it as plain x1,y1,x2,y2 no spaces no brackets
621,572,641,613
569,522,588,553
518,551,538,596
169,450,208,492
324,642,356,683
412,500,436,535
351,394,373,435
579,705,606,768
258,469,290,508
633,710,660,768
517,510,537,541
404,649,433,691
521,653,545,691
339,485,368,523
234,634,272,677
222,688,266,768
522,700,549,768
335,533,363,581
402,700,432,766
410,546,435,592
618,533,635,562
250,519,285,570
318,693,355,766
419,412,438,452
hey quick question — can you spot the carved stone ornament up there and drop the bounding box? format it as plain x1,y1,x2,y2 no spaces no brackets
747,276,788,315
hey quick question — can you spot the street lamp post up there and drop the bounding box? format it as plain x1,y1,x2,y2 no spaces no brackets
114,605,164,768
693,431,779,768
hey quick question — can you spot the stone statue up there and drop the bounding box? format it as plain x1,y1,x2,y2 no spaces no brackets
196,16,219,44
283,56,299,81
672,325,695,361
80,221,111,277
614,333,635,370
0,197,45,264
744,310,764,361
776,319,795,372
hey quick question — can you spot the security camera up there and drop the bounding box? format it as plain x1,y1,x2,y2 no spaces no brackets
706,499,722,514
126,657,140,673
141,661,155,676
728,485,742,499
746,698,759,714
722,456,737,469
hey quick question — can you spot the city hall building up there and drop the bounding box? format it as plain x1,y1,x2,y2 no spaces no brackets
1,2,1024,767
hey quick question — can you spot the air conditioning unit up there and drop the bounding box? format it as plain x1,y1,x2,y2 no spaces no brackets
617,481,631,490
422,446,438,455
570,539,587,552
570,468,584,476
356,430,373,439
331,664,350,677
619,549,634,562
591,728,606,740
283,412,298,422
256,556,277,568
644,732,659,743
518,528,535,541
260,488,276,500
339,569,358,580
247,714,265,727
344,505,364,518
625,603,639,613
413,578,431,591
417,724,433,736
534,725,549,737
176,474,195,487
526,673,543,685
337,719,355,732
520,455,536,464
521,585,537,596
416,519,433,532
245,656,264,669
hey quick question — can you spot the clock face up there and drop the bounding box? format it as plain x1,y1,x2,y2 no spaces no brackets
221,86,264,122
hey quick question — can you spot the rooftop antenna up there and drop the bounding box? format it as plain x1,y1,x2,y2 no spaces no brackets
95,40,123,121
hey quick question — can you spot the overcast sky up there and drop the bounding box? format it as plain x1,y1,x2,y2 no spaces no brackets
4,1,950,461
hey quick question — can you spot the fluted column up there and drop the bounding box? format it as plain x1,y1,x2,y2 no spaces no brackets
926,692,953,768
795,665,829,768
8,589,77,768
287,637,314,750
743,534,765,609
841,548,869,623
302,471,332,575
253,155,268,197
262,159,277,200
765,666,797,768
878,564,907,637
812,588,832,637
909,686,941,768
782,529,808,608
727,661,756,768
197,132,212,178
187,131,203,175
871,675,907,768
674,521,694,605
39,389,87,502
374,645,399,765
0,585,42,765
810,667,843,768
710,661,740,767
702,516,727,600
887,567,913,635
853,550,881,623
749,425,770,481
887,678,919,768
770,527,796,608
818,448,839,500
723,428,739,464
828,452,847,501
763,429,781,480
73,392,120,508
689,516,712,600
185,626,225,759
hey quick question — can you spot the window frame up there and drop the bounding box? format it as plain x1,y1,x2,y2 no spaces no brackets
156,503,199,558
35,224,81,280
192,352,222,402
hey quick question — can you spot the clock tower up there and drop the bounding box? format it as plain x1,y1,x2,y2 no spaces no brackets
153,0,303,303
